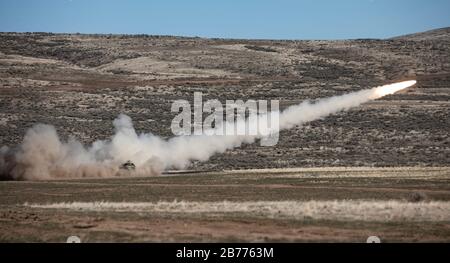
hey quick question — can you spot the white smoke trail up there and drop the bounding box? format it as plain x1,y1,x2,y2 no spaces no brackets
0,81,416,180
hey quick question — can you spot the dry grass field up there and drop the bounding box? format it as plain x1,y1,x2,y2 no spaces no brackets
0,167,449,242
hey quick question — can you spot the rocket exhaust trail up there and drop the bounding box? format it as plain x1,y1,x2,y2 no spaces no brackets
0,80,416,180
279,80,416,130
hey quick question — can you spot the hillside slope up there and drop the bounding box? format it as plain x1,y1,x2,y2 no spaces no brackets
0,29,449,169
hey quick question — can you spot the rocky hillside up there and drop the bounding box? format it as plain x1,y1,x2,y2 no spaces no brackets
0,28,449,169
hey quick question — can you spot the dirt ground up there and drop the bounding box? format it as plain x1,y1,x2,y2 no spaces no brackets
0,167,449,242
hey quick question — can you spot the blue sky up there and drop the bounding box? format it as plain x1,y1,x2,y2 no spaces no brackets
0,0,449,39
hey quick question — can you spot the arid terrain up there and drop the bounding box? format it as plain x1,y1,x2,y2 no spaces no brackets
0,28,449,169
0,167,449,242
0,28,449,242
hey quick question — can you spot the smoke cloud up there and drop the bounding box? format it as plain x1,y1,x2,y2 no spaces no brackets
0,81,415,180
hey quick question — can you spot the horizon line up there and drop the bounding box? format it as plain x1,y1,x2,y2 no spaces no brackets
1,26,449,41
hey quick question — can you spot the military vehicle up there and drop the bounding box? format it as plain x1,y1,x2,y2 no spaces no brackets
120,160,136,171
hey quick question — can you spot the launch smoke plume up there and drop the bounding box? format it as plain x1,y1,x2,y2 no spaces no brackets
0,80,416,180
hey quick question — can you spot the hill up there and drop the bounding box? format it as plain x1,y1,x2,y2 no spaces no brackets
392,27,450,41
0,29,449,170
